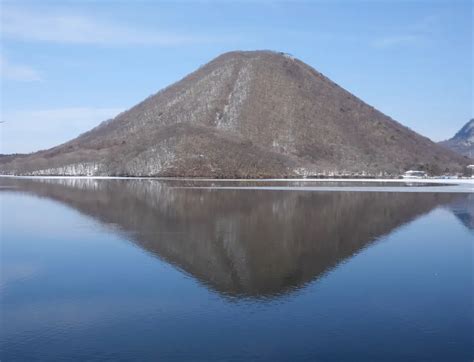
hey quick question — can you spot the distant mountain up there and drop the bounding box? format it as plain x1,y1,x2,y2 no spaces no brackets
0,50,467,177
439,119,474,158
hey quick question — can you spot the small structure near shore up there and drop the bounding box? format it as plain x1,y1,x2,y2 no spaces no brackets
402,170,427,179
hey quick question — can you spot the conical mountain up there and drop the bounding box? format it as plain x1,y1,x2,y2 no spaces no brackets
1,50,468,177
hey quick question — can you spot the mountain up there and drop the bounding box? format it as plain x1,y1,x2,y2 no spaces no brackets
0,50,468,177
439,119,474,158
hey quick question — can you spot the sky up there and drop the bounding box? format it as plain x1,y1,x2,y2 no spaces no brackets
0,0,472,154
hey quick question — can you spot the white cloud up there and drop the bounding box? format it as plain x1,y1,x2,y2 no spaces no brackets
1,6,227,46
0,107,124,153
0,55,42,82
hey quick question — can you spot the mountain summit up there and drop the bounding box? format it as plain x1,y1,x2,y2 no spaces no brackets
439,119,474,158
1,50,467,177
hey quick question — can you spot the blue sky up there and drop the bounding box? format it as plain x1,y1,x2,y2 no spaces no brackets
1,0,472,153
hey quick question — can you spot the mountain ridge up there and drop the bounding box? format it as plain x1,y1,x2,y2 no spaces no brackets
0,50,468,177
439,119,473,158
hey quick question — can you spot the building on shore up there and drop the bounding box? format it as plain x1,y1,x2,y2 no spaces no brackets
402,170,427,179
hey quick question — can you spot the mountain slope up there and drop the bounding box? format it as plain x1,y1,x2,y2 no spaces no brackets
439,119,473,158
1,50,468,177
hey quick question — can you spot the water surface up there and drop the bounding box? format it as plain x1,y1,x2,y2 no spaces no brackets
1,178,472,361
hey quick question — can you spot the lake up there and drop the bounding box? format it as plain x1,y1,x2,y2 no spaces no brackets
1,178,472,361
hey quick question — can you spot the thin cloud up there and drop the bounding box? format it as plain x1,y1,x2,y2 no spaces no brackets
0,107,124,153
1,6,230,46
371,15,438,50
0,55,42,82
371,34,424,49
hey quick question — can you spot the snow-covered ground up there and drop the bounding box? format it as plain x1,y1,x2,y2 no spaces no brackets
174,184,474,193
1,175,473,193
1,175,473,184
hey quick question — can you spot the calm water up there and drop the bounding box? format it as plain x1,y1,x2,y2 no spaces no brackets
1,178,472,361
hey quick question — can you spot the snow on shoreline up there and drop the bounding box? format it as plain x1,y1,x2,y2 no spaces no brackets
1,175,472,193
0,174,473,184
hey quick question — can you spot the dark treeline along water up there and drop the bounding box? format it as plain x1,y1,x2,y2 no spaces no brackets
1,178,472,361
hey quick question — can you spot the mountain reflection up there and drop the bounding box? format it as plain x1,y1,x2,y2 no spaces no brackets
1,178,468,298
450,194,474,231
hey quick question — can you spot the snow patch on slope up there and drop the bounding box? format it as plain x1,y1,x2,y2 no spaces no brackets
27,162,101,176
218,62,252,131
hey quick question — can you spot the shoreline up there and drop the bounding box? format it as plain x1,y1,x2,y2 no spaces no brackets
0,174,473,185
0,175,473,194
